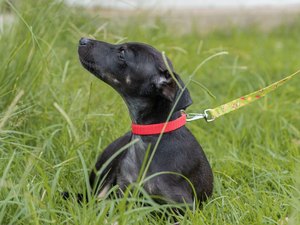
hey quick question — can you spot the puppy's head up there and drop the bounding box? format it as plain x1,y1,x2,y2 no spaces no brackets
78,38,192,111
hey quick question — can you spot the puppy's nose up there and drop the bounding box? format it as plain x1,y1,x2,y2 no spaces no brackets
79,38,90,46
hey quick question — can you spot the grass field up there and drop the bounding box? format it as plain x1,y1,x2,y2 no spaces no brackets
0,1,300,224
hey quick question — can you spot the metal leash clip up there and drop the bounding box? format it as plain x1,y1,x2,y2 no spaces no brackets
185,109,215,122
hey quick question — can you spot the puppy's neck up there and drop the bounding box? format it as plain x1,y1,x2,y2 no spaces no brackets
124,96,180,125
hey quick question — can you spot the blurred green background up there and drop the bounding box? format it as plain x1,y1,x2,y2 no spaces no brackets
0,0,299,224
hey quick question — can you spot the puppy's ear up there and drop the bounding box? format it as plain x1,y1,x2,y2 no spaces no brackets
155,70,177,102
173,72,193,111
155,70,193,109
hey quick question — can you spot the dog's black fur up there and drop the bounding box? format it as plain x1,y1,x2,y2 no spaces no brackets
74,38,213,205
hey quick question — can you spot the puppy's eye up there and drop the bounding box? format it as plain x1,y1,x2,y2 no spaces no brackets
119,49,125,61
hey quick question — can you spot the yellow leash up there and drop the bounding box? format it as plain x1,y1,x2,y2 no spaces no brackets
186,69,300,122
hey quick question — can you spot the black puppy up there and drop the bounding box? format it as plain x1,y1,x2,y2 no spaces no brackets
77,38,213,205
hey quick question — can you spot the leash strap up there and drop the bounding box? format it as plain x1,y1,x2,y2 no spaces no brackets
187,69,300,122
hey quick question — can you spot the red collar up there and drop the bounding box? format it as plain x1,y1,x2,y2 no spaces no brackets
131,114,186,135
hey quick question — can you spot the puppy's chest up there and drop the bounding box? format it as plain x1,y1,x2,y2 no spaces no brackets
117,138,148,187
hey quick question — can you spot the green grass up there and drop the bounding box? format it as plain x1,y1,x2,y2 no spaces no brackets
1,1,300,224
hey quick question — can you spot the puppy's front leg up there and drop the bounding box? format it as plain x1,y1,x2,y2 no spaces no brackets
89,132,132,198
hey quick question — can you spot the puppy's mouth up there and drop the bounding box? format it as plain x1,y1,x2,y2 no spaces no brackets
80,59,99,77
78,54,105,79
